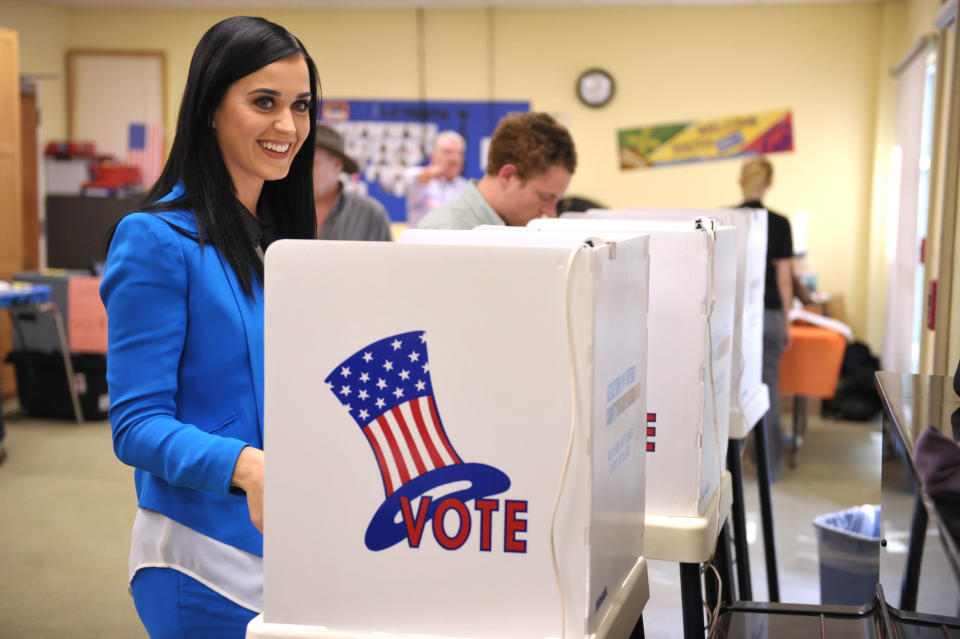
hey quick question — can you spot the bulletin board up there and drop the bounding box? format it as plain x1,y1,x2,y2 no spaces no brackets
67,50,165,161
321,99,529,222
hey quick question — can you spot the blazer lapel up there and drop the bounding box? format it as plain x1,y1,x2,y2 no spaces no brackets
216,251,265,441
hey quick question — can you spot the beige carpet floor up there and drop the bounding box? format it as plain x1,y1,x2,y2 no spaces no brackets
0,412,144,638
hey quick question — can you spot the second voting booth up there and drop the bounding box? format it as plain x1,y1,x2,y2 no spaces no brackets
561,208,781,603
523,217,739,637
254,231,651,638
527,218,738,528
567,208,770,438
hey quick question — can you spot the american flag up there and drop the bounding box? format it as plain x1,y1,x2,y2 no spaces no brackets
325,331,464,498
126,122,164,190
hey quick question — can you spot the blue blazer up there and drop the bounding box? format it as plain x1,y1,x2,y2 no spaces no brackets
101,188,264,555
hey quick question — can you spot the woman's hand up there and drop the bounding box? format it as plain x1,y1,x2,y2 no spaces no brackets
231,446,265,533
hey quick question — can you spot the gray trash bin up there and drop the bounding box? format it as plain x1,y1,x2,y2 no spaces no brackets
813,504,881,606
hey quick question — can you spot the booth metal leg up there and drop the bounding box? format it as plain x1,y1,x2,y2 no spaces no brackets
679,563,705,639
704,561,717,613
716,523,735,604
629,614,645,639
0,364,5,465
727,438,753,601
37,302,83,424
754,418,780,602
704,523,736,607
901,494,928,611
789,396,807,469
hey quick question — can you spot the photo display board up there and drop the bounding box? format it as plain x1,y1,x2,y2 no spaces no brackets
321,99,529,222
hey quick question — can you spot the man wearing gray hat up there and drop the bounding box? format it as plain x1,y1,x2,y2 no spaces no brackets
314,123,392,241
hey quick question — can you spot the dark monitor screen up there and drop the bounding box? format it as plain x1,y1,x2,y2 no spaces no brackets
46,194,141,271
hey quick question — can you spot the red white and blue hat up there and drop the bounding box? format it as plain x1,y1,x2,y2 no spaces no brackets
325,330,511,551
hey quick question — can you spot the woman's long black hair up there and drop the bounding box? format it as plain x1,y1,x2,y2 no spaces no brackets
139,16,320,297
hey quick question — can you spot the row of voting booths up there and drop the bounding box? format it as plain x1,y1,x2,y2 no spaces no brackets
249,206,773,639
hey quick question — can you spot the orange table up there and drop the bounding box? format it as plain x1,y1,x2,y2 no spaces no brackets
779,324,847,467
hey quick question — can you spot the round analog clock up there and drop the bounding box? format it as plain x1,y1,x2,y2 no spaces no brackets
576,68,615,108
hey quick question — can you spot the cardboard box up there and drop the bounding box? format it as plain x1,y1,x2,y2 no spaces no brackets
568,208,769,437
262,232,649,638
823,293,848,325
526,218,736,519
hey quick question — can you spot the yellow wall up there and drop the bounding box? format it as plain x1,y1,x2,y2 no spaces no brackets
2,1,944,351
492,5,883,345
905,0,945,41
0,0,67,141
64,8,424,152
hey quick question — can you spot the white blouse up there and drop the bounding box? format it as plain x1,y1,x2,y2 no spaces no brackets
128,508,263,612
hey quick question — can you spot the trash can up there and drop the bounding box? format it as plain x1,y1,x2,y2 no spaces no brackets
813,504,881,606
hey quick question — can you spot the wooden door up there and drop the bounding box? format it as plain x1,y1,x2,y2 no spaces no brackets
0,27,22,398
21,87,38,271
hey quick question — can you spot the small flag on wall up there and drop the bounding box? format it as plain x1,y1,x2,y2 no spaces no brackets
126,122,164,189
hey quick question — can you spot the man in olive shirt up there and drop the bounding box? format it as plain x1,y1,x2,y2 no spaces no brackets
313,124,392,241
417,113,577,230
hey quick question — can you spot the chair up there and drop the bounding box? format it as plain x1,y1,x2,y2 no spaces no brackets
779,324,846,467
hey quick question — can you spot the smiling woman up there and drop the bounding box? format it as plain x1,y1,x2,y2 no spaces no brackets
98,16,319,639
213,54,313,213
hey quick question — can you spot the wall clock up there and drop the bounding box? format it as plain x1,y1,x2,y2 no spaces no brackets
576,68,615,108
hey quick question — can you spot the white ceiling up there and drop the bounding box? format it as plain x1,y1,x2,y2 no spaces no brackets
31,0,883,7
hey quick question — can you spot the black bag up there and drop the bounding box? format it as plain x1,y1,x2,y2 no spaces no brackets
823,342,882,421
954,358,959,397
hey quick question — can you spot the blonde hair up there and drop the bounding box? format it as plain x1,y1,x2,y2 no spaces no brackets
740,156,773,200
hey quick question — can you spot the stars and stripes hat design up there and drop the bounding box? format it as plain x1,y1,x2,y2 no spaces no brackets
325,330,511,551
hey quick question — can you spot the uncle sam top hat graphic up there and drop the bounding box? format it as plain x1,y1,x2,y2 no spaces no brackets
325,330,511,551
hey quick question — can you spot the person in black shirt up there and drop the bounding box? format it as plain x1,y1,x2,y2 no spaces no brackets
738,156,794,482
954,358,960,397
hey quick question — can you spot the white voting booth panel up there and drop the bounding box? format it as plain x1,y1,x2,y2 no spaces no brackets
525,218,737,524
568,208,769,438
259,234,650,639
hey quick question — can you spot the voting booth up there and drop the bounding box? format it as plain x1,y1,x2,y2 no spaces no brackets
551,211,784,603
567,208,770,438
524,219,736,565
253,231,651,639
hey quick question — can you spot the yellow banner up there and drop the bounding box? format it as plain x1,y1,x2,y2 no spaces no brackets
618,109,793,170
